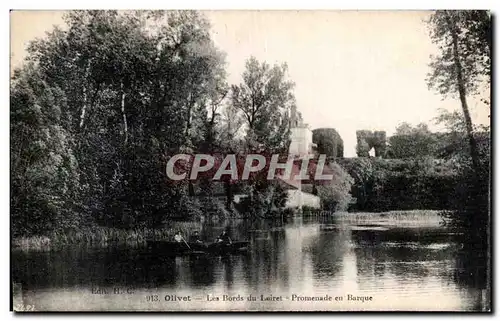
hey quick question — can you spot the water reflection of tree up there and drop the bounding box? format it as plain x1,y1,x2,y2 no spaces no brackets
351,228,457,285
91,246,179,287
244,226,289,292
12,246,180,289
453,238,488,311
441,174,489,311
307,230,348,279
188,256,216,287
221,256,235,288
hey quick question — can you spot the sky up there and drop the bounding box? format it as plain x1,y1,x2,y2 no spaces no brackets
10,10,490,156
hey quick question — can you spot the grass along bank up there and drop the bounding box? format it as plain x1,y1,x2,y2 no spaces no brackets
332,210,447,227
12,221,201,252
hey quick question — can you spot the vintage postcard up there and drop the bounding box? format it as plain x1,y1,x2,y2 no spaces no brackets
10,10,491,312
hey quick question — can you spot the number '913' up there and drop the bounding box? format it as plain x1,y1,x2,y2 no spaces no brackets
146,295,159,302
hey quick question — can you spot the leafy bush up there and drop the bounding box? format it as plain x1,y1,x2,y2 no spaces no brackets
316,162,354,212
237,182,288,219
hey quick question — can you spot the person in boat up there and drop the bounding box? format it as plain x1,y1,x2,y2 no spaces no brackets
189,231,203,244
216,229,232,245
174,231,184,243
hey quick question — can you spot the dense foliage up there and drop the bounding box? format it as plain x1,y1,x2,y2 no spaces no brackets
315,162,353,212
312,128,344,158
386,123,439,159
11,11,299,237
338,157,460,212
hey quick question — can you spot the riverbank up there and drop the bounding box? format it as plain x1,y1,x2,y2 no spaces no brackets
12,221,201,252
12,210,446,251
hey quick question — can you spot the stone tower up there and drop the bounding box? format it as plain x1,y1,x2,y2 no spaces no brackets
288,105,314,158
285,106,321,210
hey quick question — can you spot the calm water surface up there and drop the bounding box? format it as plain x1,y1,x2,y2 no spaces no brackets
12,213,487,311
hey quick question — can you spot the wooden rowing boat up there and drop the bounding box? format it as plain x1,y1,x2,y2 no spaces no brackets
146,240,249,256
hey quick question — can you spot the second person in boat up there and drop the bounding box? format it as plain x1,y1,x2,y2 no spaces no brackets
216,229,232,245
189,231,203,244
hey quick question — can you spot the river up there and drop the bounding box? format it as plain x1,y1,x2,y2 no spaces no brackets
11,211,488,312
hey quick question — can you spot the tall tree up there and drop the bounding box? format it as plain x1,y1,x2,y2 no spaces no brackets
11,63,82,235
228,56,296,217
230,56,295,152
427,11,491,301
427,10,491,174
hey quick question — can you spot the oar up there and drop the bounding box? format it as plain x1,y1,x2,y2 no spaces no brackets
181,236,191,250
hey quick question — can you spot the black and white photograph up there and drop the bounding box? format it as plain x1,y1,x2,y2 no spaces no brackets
9,9,491,312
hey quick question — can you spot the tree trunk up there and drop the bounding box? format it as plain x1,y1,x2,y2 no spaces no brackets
447,12,481,174
79,60,92,128
185,92,194,144
121,81,128,145
80,85,87,128
224,179,233,211
186,97,194,197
